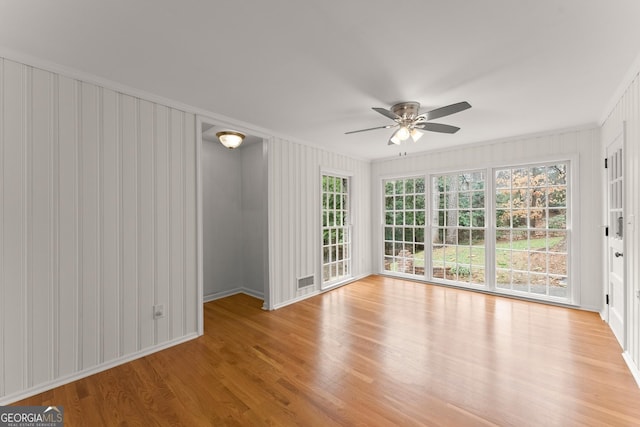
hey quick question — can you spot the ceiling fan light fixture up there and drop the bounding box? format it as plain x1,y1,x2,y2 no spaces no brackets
216,131,245,149
410,128,424,142
345,100,471,146
396,126,411,141
389,134,402,145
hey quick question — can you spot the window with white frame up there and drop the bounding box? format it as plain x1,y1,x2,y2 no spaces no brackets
383,177,426,276
431,171,486,285
322,174,351,285
380,160,572,303
494,162,569,299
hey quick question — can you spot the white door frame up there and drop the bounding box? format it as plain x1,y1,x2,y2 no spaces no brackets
604,123,626,348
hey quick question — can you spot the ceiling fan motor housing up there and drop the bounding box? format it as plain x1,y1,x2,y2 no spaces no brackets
391,102,421,120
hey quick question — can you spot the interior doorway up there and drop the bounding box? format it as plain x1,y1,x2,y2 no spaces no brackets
196,117,269,333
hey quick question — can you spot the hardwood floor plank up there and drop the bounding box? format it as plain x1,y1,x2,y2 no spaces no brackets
12,275,640,426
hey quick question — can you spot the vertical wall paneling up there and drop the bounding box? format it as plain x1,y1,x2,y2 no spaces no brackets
0,55,198,403
154,105,170,345
57,75,79,377
2,60,26,394
138,100,155,350
267,138,372,309
169,109,184,339
183,114,196,334
80,82,100,370
0,59,5,397
101,87,119,362
30,68,54,386
634,77,639,371
25,65,33,390
51,73,60,379
120,94,138,355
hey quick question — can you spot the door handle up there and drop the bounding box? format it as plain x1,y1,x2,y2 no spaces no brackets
615,252,623,258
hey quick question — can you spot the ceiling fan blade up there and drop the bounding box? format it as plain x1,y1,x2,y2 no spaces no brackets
423,101,471,121
345,124,394,135
418,122,461,134
372,107,400,120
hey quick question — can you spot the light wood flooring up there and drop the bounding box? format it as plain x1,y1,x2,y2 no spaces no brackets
15,275,640,426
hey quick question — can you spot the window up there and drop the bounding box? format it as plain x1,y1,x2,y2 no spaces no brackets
494,162,569,299
431,171,486,285
383,177,426,276
322,174,351,286
380,160,572,303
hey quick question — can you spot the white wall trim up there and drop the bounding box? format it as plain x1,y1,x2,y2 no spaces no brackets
0,333,198,405
622,351,640,388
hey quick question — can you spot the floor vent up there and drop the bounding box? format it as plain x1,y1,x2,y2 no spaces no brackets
297,275,314,289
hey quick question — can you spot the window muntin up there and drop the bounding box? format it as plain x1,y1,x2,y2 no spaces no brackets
380,161,572,303
431,171,486,285
494,163,569,298
322,174,351,285
383,177,426,276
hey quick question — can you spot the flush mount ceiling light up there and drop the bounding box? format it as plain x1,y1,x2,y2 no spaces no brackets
216,131,245,149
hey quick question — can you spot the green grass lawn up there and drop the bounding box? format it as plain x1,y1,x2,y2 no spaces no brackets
405,236,564,269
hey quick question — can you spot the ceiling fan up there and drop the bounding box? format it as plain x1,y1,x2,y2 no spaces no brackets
346,101,471,145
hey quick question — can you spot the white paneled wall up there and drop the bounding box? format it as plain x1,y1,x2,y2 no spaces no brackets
602,72,640,381
0,58,198,403
371,128,602,310
267,138,371,309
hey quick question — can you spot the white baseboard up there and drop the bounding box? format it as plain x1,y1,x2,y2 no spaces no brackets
241,288,264,300
204,287,264,303
622,351,640,388
0,333,199,405
204,288,243,303
269,274,368,310
271,290,320,310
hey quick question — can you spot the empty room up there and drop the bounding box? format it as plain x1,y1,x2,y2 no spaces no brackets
1,1,640,425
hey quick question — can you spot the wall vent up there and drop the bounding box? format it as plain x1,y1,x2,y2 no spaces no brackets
297,275,315,289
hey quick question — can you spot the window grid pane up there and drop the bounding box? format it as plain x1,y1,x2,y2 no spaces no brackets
322,175,351,284
431,171,486,286
494,162,569,299
383,177,426,276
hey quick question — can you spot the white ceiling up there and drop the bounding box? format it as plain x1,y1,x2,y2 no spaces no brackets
1,0,639,160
